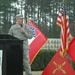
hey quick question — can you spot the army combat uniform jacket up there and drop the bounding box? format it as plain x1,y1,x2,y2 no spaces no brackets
8,23,33,50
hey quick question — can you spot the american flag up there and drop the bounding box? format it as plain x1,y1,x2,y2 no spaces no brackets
56,3,70,56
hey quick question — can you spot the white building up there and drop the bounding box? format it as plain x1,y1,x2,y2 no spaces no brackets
42,38,61,50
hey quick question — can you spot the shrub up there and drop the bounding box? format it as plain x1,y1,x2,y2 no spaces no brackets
31,49,56,71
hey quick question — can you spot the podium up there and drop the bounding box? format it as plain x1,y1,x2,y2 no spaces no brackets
0,34,23,75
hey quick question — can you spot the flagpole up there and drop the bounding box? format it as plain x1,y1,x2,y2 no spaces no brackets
60,0,67,57
63,0,66,49
63,0,67,55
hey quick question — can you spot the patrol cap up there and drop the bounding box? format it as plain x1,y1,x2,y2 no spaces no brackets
16,14,24,19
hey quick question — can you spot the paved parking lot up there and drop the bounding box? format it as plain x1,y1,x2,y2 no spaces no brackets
23,71,43,75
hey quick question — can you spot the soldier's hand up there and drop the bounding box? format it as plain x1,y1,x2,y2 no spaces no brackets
20,28,25,32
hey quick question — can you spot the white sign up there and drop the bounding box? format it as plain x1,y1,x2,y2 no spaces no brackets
0,50,3,75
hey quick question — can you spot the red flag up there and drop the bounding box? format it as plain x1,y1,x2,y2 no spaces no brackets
67,37,75,63
27,20,48,64
56,3,70,57
41,48,75,75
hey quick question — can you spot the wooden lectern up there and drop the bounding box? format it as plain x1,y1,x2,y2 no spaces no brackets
0,34,23,75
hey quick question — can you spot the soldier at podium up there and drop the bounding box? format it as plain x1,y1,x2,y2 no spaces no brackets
8,14,33,75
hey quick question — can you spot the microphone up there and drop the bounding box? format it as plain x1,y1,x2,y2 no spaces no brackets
20,24,24,33
21,24,23,27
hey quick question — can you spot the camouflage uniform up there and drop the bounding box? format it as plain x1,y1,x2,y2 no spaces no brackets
8,23,33,75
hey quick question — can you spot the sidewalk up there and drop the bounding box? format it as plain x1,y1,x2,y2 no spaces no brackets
23,71,43,75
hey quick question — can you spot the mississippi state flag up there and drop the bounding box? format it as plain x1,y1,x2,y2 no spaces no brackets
27,20,48,64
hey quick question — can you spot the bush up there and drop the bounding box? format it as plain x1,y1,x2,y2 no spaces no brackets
31,49,56,71
71,62,75,70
